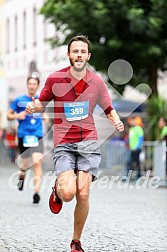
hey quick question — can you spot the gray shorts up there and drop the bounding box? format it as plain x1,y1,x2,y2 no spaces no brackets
53,140,101,181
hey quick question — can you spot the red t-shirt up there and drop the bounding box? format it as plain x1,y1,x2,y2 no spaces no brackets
39,66,113,146
73,79,85,98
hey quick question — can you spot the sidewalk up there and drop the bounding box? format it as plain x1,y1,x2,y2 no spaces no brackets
0,162,167,252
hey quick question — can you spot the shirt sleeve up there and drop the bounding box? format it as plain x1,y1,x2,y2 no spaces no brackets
10,98,19,112
38,76,54,106
136,127,144,149
136,135,144,149
97,77,114,115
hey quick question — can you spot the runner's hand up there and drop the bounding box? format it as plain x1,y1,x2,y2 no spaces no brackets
114,120,124,132
26,97,36,114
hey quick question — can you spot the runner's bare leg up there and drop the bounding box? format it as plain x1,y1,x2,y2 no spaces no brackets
32,152,43,193
73,171,92,240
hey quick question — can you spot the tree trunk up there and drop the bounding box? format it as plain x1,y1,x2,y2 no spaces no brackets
149,63,158,96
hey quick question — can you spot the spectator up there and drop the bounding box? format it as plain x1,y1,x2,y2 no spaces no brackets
158,117,167,141
4,126,18,163
158,117,167,171
127,116,144,179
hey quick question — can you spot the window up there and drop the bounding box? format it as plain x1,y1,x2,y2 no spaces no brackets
33,7,37,46
23,11,26,49
14,15,18,52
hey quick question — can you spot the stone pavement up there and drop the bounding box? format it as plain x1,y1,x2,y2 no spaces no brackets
0,163,167,252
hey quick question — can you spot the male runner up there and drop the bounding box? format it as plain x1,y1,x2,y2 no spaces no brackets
26,35,124,251
7,76,48,204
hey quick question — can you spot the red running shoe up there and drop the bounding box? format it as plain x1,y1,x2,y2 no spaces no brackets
49,182,63,214
70,240,85,252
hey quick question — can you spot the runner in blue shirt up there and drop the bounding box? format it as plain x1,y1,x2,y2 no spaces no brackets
7,76,49,204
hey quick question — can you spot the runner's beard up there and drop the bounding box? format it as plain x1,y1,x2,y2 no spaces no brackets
70,58,87,72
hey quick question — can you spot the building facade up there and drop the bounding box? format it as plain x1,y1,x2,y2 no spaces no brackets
0,0,67,128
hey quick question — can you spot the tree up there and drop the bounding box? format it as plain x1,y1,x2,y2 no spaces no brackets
147,95,167,140
40,0,167,95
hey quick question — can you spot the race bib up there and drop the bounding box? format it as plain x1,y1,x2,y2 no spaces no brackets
23,135,39,147
64,101,89,121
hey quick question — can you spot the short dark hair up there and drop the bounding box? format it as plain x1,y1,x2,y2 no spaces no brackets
68,35,90,52
27,76,40,85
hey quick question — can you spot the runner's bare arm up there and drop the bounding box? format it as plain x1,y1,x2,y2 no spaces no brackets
107,109,124,132
7,109,26,121
26,98,45,114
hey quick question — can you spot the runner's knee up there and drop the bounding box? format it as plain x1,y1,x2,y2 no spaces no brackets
59,188,75,202
76,191,89,203
33,161,41,169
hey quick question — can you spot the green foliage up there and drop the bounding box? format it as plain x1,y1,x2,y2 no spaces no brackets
40,0,167,95
147,95,167,140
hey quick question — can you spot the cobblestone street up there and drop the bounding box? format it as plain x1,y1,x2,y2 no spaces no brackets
0,163,167,252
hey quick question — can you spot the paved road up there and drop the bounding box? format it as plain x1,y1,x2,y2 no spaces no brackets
0,162,167,252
